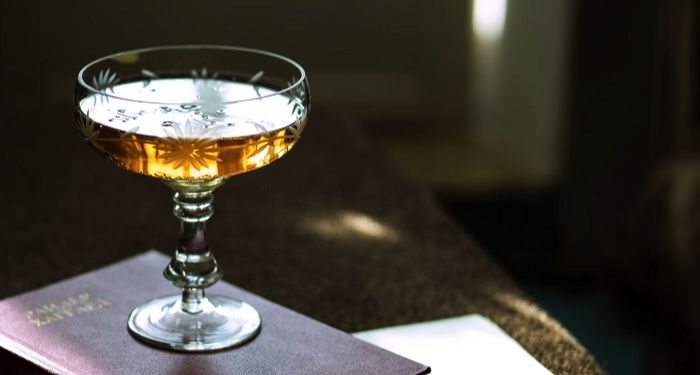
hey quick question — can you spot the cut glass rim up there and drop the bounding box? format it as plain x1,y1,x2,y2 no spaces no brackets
77,45,307,106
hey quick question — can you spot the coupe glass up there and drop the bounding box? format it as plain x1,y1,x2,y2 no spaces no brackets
73,45,309,351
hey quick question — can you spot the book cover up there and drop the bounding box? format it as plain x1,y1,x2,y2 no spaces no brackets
0,251,429,375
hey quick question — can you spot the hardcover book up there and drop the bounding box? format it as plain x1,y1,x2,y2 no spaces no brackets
0,251,430,375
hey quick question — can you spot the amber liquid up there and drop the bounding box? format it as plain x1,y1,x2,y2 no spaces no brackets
77,78,306,180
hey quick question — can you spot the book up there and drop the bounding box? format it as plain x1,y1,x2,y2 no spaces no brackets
0,251,429,375
354,315,552,375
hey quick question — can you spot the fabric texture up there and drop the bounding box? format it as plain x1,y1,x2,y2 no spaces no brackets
1,107,602,374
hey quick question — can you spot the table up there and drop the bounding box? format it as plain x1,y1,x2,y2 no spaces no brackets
1,107,603,374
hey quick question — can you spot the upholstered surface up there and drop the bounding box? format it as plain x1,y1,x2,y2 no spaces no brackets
1,107,602,374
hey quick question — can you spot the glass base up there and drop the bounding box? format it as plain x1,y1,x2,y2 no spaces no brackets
127,294,261,351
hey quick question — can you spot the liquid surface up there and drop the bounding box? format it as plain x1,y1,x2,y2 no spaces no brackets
77,78,306,180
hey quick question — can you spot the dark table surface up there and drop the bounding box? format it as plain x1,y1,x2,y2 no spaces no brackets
1,106,602,374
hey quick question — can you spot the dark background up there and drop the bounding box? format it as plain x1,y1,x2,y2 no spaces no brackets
1,0,698,374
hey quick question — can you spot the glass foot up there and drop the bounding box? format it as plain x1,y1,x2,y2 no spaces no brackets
127,294,261,351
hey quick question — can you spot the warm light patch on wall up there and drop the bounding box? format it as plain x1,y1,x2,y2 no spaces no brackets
472,0,508,41
302,211,398,242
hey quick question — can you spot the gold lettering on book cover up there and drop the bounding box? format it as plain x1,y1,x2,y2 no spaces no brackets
22,293,112,328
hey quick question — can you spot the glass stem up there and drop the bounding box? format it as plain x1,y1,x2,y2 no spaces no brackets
164,190,223,314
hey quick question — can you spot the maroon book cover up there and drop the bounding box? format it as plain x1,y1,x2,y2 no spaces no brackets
0,251,430,374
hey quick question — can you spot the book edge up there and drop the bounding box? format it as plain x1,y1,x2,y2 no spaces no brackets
0,331,77,375
229,284,431,373
0,250,163,304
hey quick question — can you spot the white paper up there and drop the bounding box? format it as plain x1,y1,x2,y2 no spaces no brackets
353,315,553,375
